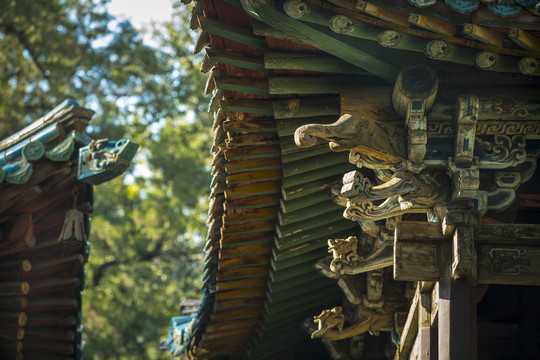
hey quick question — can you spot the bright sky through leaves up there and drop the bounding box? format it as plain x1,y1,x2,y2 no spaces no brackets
107,0,174,28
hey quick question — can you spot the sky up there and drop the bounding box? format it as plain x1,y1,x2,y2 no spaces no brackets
107,0,174,28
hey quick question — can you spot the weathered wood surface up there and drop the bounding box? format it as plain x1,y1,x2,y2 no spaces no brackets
205,47,268,73
240,0,400,82
264,51,368,74
272,96,340,119
395,222,540,285
462,23,504,47
215,77,270,96
198,15,267,49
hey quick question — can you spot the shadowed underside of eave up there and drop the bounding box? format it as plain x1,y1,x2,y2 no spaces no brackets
188,0,540,358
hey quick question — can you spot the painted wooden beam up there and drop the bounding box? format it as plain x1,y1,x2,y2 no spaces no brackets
356,0,409,27
252,19,313,46
206,48,268,73
508,28,540,52
378,30,426,52
519,57,540,76
198,16,267,50
272,96,340,119
268,75,380,94
282,162,354,188
475,51,520,73
425,40,476,66
462,23,504,48
280,190,332,213
408,13,456,36
219,99,274,115
215,77,270,96
240,0,399,82
264,52,368,75
276,115,337,137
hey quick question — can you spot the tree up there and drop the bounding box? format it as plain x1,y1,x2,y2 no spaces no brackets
0,0,212,358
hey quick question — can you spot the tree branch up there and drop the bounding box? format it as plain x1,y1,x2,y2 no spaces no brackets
92,237,167,286
0,22,50,79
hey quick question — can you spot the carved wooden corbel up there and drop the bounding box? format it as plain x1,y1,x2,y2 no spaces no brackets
312,307,345,339
294,113,407,162
328,235,394,275
312,307,394,340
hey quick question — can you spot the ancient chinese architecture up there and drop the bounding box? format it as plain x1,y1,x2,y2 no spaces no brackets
165,0,540,359
0,100,138,358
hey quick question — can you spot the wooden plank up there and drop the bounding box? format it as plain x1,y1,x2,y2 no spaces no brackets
508,29,540,52
224,207,278,223
477,224,540,244
226,132,279,147
198,16,267,49
280,189,331,213
281,145,333,163
215,77,270,96
268,75,370,95
214,298,263,311
225,157,281,173
219,243,273,259
225,180,281,198
222,118,276,135
222,219,275,234
282,151,349,177
462,24,504,47
425,40,477,66
206,47,268,73
224,194,280,210
397,286,420,359
223,145,280,160
218,254,270,268
215,287,266,300
204,327,257,340
408,13,456,36
394,237,441,282
356,0,409,27
264,52,368,75
218,265,270,280
252,19,313,46
226,169,282,184
272,96,340,119
478,244,540,285
221,231,274,246
220,99,274,115
240,0,399,82
282,162,355,188
277,208,344,238
340,86,400,122
281,176,338,201
216,277,268,292
278,200,342,225
277,219,357,250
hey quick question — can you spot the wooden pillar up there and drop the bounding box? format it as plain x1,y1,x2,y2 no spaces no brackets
418,285,437,360
438,277,477,360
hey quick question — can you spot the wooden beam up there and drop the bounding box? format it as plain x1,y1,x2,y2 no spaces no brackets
462,24,504,48
425,40,476,66
240,0,399,82
219,99,274,115
264,52,368,75
205,48,268,73
272,96,340,119
408,13,456,36
214,77,270,96
198,16,267,50
508,29,540,52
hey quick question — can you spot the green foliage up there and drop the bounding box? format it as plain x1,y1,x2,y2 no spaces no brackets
0,0,212,358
